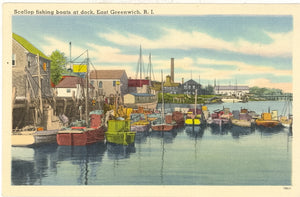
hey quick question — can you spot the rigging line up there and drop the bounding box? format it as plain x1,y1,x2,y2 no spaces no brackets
25,67,55,108
71,49,88,62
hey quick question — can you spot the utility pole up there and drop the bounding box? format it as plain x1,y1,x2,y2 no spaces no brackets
85,50,89,127
37,54,43,115
69,42,72,70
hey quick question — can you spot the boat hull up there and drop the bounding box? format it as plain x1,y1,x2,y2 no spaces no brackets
185,118,201,126
131,124,150,132
151,124,174,132
105,131,136,145
57,127,105,146
255,119,280,128
231,119,252,127
12,130,58,147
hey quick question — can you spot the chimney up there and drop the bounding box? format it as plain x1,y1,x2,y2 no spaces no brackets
171,58,174,82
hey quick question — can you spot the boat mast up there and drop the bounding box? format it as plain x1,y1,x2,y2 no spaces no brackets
85,50,89,126
161,70,164,124
148,53,152,87
136,45,144,79
194,89,197,115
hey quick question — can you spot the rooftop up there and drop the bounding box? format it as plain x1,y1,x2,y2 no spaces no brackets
13,33,50,60
215,85,249,90
55,76,94,89
90,70,126,79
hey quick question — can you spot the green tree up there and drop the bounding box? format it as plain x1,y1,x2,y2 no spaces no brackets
50,50,67,85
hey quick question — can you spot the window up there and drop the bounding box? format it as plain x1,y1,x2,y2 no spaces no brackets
113,81,116,87
67,89,71,93
99,81,103,88
12,54,16,66
43,62,47,71
27,56,30,67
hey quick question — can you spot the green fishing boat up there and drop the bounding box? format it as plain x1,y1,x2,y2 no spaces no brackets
105,119,136,145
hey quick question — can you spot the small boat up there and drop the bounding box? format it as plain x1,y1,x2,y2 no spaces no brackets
12,128,59,147
207,108,232,128
130,113,150,132
151,123,174,132
279,100,293,128
255,111,281,128
56,110,106,146
172,111,185,128
184,89,205,127
105,119,136,145
231,109,254,128
185,112,201,126
151,70,175,132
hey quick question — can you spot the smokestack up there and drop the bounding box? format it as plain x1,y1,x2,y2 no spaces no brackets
182,78,184,84
171,58,174,82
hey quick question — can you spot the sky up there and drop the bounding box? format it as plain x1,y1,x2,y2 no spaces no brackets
12,15,293,93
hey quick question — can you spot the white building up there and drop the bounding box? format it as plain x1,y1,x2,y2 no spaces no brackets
214,85,249,97
55,77,94,98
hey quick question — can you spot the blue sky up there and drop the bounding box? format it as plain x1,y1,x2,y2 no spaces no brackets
12,15,293,92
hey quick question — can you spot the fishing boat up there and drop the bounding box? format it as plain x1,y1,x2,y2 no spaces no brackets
105,119,136,145
255,110,281,128
207,108,232,129
185,89,201,126
57,111,106,146
12,128,59,147
130,113,151,132
57,51,106,146
279,100,293,128
172,111,185,128
151,71,174,132
231,109,254,128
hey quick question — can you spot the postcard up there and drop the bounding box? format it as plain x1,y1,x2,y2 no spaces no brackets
2,2,300,197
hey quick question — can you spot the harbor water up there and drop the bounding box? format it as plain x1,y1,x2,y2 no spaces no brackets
11,101,292,185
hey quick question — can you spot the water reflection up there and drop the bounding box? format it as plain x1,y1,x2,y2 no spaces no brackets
150,130,177,143
229,125,255,139
57,142,106,163
12,143,106,185
185,126,205,138
255,125,285,136
12,160,37,185
209,125,229,135
106,142,136,160
12,144,58,185
134,131,150,144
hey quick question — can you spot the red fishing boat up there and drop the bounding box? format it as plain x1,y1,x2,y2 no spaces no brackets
57,126,106,146
57,110,106,146
151,123,174,131
151,70,175,132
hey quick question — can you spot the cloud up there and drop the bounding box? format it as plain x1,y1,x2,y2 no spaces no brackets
196,57,292,79
86,43,137,63
98,28,292,58
41,36,85,59
248,78,292,93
